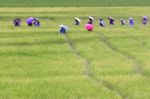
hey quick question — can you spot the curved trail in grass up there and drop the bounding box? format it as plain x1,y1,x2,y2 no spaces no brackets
63,34,128,99
98,33,149,77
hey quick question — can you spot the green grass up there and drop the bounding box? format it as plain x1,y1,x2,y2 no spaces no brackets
0,7,150,99
1,0,150,7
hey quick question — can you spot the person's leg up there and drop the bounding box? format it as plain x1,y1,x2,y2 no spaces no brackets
60,28,66,34
100,23,103,27
28,23,32,26
62,29,66,33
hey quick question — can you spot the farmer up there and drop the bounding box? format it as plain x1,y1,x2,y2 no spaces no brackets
108,17,115,25
33,18,40,26
99,18,105,27
74,17,81,25
59,25,69,34
26,17,34,26
13,18,21,26
120,19,126,25
85,16,94,31
88,16,94,24
142,16,148,25
129,17,134,26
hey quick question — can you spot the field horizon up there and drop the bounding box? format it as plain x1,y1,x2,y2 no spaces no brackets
1,0,150,7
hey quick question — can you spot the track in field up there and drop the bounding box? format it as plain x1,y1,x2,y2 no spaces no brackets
63,34,129,99
97,32,150,77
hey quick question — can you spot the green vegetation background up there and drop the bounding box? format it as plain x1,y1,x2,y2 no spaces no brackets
1,0,150,7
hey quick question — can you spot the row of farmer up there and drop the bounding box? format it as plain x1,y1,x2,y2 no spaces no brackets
60,16,149,33
75,16,148,26
13,16,148,27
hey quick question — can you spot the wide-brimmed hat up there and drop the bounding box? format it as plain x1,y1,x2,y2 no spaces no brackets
88,16,94,20
75,17,81,22
59,25,70,30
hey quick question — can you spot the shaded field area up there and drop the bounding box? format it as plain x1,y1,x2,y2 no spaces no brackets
0,7,150,99
1,0,150,7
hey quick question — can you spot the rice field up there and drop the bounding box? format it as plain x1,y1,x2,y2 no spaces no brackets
0,7,150,99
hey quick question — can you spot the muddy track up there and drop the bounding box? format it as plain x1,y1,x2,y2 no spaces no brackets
63,34,128,99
